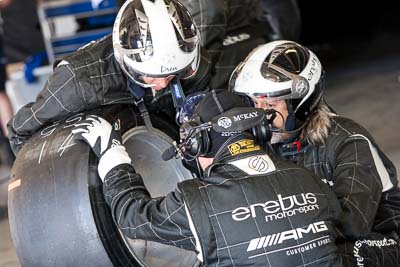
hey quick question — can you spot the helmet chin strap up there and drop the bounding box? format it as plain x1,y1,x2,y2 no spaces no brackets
271,120,302,145
284,99,297,132
283,121,306,135
284,113,296,131
271,107,304,143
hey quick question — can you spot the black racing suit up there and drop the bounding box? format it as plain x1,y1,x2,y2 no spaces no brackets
256,0,301,41
275,116,400,266
7,34,211,155
180,0,270,90
103,133,342,266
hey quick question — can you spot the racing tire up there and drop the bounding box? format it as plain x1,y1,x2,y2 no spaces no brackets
8,104,198,267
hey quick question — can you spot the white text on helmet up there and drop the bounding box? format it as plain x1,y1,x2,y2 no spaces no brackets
161,66,178,73
307,55,320,81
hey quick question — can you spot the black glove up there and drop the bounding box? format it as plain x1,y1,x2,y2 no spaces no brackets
72,115,132,181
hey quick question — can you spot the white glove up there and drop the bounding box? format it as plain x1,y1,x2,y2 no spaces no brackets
72,115,132,181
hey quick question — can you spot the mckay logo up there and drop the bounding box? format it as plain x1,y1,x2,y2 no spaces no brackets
228,139,261,156
233,111,258,122
217,117,232,129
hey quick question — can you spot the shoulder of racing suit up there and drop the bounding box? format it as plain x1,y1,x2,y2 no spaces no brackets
56,34,132,107
278,115,399,238
319,116,396,190
278,116,397,191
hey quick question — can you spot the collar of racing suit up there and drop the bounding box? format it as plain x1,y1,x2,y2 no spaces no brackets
203,132,267,178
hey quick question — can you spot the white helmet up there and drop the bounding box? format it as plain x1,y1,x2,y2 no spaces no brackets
113,0,200,87
229,40,324,130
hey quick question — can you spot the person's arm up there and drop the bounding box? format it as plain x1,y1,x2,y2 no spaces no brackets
7,63,88,154
332,136,384,239
103,164,196,249
258,0,301,41
0,92,13,136
72,115,196,250
180,0,227,53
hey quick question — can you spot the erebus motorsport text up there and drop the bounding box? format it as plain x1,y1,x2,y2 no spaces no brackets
232,193,319,222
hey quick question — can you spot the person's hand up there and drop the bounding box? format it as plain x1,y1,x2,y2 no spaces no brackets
72,115,132,181
72,115,122,158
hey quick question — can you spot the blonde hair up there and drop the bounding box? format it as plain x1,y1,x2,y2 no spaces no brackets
303,103,336,146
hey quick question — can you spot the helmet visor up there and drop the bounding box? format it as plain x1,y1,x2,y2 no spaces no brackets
166,0,199,53
261,44,309,80
251,95,282,106
256,44,310,99
117,0,199,59
117,2,153,62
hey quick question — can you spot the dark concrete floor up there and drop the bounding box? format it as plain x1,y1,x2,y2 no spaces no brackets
0,218,19,267
0,35,399,267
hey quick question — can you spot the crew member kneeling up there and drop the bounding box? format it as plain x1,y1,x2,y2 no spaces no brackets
72,90,342,266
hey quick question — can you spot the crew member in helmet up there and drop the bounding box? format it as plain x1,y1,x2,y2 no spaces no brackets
7,0,211,155
229,40,400,266
72,90,342,266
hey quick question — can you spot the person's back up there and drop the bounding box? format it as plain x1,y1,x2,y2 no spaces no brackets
179,133,341,266
172,90,342,266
